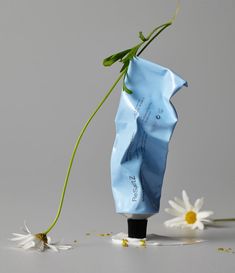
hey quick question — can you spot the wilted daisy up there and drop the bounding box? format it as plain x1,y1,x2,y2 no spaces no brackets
164,190,214,230
11,222,72,252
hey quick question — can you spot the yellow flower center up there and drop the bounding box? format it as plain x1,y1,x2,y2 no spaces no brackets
185,211,197,224
35,233,48,244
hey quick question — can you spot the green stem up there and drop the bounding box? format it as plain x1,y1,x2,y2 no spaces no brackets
43,11,177,235
43,70,126,235
137,23,172,56
213,218,235,222
146,23,172,40
137,2,179,56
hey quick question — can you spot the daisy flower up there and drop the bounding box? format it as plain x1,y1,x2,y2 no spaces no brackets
11,222,72,252
164,190,214,230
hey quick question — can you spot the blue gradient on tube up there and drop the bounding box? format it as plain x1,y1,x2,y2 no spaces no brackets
111,57,187,215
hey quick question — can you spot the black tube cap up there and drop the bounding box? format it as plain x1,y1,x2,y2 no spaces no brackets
127,219,148,239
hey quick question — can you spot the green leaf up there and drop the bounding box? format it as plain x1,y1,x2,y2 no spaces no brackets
123,77,133,94
121,46,139,64
103,48,131,66
123,83,133,94
139,31,148,42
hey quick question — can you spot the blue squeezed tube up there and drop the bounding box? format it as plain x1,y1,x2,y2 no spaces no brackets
111,57,187,223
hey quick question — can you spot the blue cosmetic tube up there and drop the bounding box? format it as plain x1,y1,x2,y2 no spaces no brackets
111,57,187,238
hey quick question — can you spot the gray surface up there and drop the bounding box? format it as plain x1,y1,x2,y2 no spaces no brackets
0,0,235,272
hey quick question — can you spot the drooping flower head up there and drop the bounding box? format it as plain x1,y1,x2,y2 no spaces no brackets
11,222,72,252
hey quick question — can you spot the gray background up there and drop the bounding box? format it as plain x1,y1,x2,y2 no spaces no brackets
0,0,235,272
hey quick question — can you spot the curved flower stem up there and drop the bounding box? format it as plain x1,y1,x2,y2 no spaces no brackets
213,218,235,222
43,6,179,235
43,70,126,235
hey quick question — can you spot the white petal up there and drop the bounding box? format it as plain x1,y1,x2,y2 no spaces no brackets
197,211,214,219
23,240,35,250
165,216,184,226
168,200,185,213
165,220,185,228
174,197,185,207
57,245,72,250
12,233,26,238
165,208,182,217
46,244,58,252
182,190,192,210
24,221,31,234
201,219,212,223
18,235,34,246
194,198,204,212
11,237,26,242
10,233,30,241
47,236,52,244
196,221,204,230
172,221,186,227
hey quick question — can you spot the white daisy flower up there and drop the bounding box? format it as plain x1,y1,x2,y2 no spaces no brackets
11,222,72,252
164,190,214,230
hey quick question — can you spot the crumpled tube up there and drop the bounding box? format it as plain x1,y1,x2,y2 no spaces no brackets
110,57,187,235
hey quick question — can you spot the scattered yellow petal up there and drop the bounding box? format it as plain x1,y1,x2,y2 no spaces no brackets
217,247,224,252
122,239,129,247
217,247,234,254
139,239,146,247
97,233,111,237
